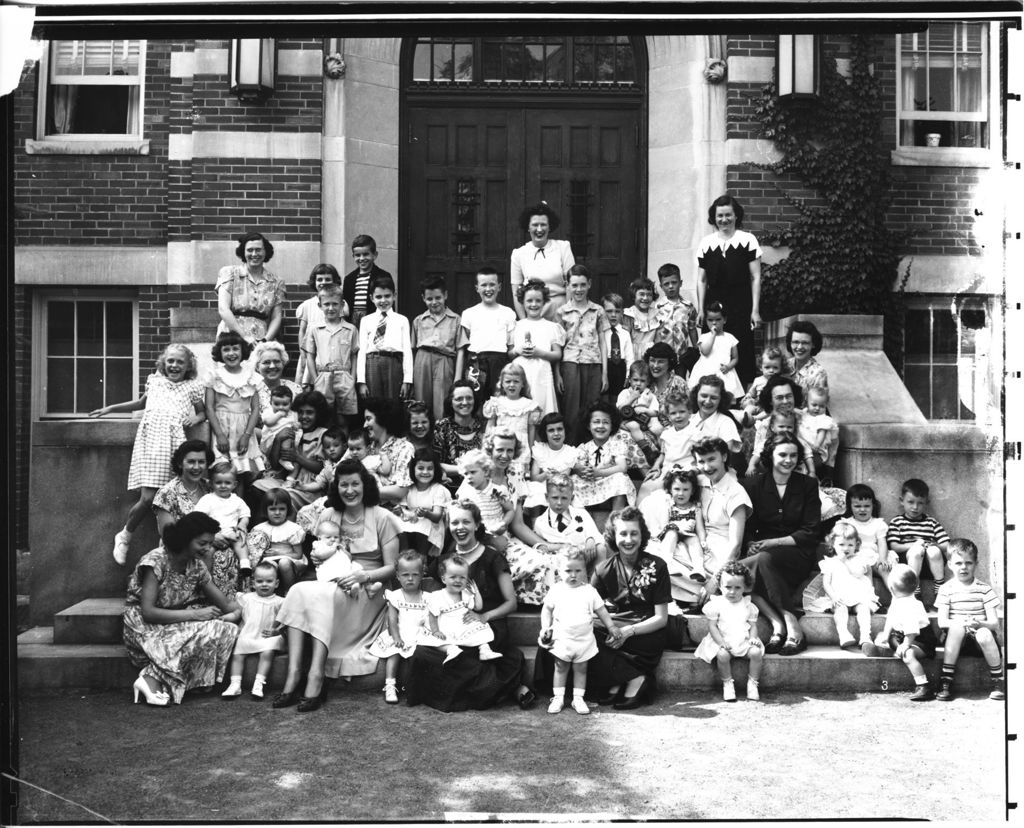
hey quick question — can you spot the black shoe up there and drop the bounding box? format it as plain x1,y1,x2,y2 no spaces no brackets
935,680,954,701
516,689,537,710
598,687,624,706
297,684,328,713
614,676,653,710
271,690,301,709
909,684,934,702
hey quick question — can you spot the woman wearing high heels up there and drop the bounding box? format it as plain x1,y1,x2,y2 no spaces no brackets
123,512,240,706
535,506,669,710
740,432,821,656
272,459,399,712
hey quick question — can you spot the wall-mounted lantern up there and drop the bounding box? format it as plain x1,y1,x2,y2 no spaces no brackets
229,38,276,102
775,34,819,101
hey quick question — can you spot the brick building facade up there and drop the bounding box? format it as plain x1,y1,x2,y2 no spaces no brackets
12,25,1007,622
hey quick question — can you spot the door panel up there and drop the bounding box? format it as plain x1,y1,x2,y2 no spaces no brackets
406,103,642,315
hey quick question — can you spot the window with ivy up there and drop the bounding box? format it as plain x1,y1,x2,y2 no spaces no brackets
411,36,637,87
897,23,989,149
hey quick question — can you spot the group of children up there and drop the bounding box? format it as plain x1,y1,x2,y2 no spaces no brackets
99,230,1003,709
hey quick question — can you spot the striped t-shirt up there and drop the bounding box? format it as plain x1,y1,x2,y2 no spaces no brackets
936,577,999,621
886,514,949,548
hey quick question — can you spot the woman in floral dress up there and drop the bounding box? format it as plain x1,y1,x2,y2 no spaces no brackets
123,512,240,705
216,232,287,344
152,439,239,600
432,380,487,489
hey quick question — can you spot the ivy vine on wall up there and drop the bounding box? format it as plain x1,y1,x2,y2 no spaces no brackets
753,34,908,364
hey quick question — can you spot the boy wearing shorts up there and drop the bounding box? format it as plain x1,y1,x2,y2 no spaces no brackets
935,538,1005,701
886,478,949,609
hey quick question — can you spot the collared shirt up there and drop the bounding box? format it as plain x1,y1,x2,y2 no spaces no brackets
412,308,466,358
654,297,698,353
461,303,516,354
305,320,358,372
623,306,661,359
603,323,635,366
357,310,413,383
510,238,575,295
558,300,610,364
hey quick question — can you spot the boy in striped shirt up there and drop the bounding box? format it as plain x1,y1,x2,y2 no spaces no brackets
886,478,949,608
934,538,1004,701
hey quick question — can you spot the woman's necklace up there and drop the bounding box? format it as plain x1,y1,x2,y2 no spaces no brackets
457,540,481,558
181,478,202,497
342,508,365,525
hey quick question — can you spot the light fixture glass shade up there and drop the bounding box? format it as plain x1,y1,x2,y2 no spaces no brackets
776,34,819,100
229,38,276,102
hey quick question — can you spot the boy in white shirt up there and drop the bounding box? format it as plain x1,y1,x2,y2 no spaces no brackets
459,267,516,397
601,292,634,404
357,275,412,401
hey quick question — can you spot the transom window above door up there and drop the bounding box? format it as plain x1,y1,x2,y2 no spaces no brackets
411,36,638,87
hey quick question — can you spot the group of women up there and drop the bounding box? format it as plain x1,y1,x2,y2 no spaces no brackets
122,196,835,711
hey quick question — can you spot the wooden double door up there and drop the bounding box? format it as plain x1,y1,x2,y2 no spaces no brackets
403,102,645,313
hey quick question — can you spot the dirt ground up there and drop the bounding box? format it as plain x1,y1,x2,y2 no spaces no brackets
10,684,1007,824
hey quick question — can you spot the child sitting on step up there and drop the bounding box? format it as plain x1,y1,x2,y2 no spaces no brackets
873,564,937,701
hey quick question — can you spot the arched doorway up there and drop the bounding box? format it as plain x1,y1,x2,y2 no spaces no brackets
399,36,648,311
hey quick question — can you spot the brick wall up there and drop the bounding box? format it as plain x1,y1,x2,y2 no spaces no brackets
13,41,173,247
724,31,983,256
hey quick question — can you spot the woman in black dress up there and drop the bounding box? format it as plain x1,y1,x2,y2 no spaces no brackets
405,500,537,711
695,195,762,387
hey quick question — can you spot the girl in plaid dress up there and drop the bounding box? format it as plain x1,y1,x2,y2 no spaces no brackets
90,344,206,566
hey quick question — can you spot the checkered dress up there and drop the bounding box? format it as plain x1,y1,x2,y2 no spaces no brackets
126,374,205,491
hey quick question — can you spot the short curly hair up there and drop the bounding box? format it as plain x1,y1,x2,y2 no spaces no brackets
518,201,561,234
253,340,290,368
603,506,652,556
583,399,621,433
324,459,381,510
211,331,253,363
306,262,341,290
234,232,274,262
758,375,803,415
363,396,408,438
716,559,753,589
155,343,199,381
688,374,733,413
706,195,745,229
786,320,824,357
516,279,550,304
643,341,678,371
170,439,213,475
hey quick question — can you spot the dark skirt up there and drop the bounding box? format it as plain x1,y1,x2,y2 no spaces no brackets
404,618,526,712
533,626,666,698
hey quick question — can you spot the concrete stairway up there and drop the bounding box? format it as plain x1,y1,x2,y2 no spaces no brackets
18,597,994,695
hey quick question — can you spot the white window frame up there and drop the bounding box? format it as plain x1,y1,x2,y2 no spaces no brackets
892,23,1000,168
26,39,150,155
32,290,140,420
902,295,993,424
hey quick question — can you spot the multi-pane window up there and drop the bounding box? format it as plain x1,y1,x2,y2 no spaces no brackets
897,24,989,149
411,36,637,87
36,295,137,417
903,298,991,422
37,40,145,139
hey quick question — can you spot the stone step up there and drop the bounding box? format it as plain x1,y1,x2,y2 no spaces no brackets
51,599,1003,653
18,627,994,695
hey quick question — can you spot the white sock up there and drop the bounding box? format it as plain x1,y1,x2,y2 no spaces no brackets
122,526,133,537
552,685,566,699
572,688,585,700
253,674,266,685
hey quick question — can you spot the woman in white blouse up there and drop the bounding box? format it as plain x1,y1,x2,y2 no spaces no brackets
510,202,575,321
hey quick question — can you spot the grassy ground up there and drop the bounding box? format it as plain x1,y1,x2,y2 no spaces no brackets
12,684,1006,823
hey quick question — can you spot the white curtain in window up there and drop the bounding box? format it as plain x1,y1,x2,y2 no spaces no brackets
52,86,75,133
126,86,140,134
900,64,917,145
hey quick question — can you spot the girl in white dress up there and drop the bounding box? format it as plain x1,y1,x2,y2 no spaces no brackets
247,488,306,590
805,521,880,655
89,343,206,565
221,561,285,699
525,412,579,509
844,483,891,590
538,548,620,715
482,363,542,463
694,561,764,701
424,555,502,663
205,332,265,484
395,449,451,558
688,301,745,399
512,280,566,416
368,551,435,704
